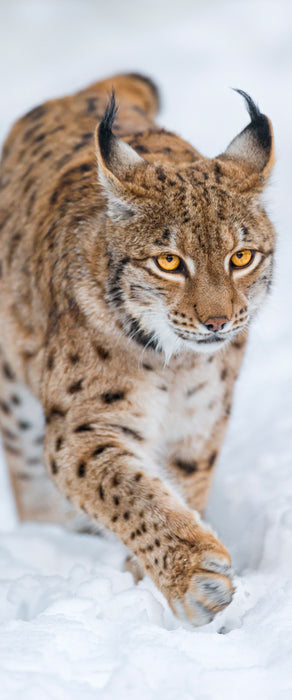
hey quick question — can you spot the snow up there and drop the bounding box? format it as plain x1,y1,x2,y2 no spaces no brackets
1,0,292,697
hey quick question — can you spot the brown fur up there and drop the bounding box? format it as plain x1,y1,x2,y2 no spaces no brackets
0,73,275,625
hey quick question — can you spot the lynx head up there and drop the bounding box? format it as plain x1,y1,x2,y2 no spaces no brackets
96,91,275,361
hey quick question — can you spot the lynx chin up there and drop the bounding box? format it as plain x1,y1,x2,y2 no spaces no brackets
0,73,275,625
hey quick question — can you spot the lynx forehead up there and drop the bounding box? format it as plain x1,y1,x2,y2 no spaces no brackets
0,73,275,626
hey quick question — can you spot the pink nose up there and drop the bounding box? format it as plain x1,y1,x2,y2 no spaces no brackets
204,317,228,332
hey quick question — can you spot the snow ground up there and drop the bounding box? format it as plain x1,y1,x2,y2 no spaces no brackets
0,0,292,698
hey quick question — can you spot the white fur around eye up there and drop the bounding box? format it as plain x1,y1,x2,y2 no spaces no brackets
184,256,195,276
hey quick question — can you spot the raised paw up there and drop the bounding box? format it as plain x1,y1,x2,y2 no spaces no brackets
172,552,234,626
160,528,234,627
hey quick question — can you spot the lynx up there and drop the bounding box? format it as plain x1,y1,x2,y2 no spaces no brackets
0,73,275,625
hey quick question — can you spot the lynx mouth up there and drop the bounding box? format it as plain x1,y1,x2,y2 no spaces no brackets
196,336,226,344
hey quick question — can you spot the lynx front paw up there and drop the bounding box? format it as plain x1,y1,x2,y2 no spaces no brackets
171,551,234,626
160,528,234,627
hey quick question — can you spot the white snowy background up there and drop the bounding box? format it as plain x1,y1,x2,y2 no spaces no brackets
0,0,292,698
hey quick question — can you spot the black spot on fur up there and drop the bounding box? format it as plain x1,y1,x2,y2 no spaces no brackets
46,406,67,423
68,379,83,394
56,436,63,451
69,353,79,364
4,444,21,456
175,458,198,474
207,452,217,469
51,460,58,475
26,190,36,215
113,425,143,441
11,395,21,406
40,149,52,161
135,144,149,154
142,363,153,371
86,97,98,114
99,484,105,500
47,352,55,370
82,132,93,141
50,189,59,206
92,444,113,457
3,362,15,381
75,424,93,433
18,421,30,430
156,166,166,182
57,153,72,168
94,345,110,361
7,233,22,266
214,163,222,183
186,382,206,397
77,462,86,477
0,400,11,415
73,141,87,152
102,391,125,404
33,132,46,144
123,511,130,520
221,368,228,381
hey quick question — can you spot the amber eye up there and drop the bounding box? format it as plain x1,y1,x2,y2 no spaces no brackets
230,249,254,269
156,254,181,272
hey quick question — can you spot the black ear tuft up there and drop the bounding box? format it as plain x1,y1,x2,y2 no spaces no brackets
224,89,274,174
232,89,261,122
98,90,119,162
232,88,272,155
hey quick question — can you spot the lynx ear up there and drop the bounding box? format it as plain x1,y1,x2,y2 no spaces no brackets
96,92,144,221
224,90,274,177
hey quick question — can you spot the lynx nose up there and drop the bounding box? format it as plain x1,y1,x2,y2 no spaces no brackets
204,317,228,332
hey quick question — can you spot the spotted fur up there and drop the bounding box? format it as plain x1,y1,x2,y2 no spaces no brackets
0,73,276,625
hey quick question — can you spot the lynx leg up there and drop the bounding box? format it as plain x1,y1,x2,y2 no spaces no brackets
45,413,233,626
0,372,76,524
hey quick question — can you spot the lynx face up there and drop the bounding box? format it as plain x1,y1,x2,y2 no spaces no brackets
98,94,275,360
